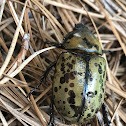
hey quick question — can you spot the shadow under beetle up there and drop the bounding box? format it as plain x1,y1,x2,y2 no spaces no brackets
29,24,110,125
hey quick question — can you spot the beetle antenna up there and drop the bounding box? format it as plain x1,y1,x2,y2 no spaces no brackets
27,62,56,98
102,50,112,54
102,103,111,126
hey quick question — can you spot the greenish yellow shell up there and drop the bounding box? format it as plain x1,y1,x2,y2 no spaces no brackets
53,52,106,124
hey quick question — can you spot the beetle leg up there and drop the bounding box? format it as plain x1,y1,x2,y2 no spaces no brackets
48,96,55,126
102,50,112,54
27,61,56,98
102,103,111,126
45,42,65,49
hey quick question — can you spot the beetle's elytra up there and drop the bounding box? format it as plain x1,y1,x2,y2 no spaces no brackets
52,24,106,124
53,53,106,124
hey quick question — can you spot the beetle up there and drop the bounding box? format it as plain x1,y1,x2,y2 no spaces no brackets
29,24,110,125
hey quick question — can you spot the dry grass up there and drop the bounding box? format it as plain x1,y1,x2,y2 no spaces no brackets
0,0,126,126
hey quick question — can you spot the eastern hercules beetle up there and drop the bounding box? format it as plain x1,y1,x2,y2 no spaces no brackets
30,24,110,125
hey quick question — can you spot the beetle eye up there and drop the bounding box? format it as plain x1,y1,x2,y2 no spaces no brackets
87,92,95,98
65,41,70,44
82,37,88,42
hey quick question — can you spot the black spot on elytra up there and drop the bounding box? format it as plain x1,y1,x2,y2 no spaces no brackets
73,71,78,75
94,63,98,67
95,108,99,113
60,77,65,84
59,86,61,89
69,83,74,87
67,90,76,104
67,62,70,66
98,64,102,74
64,106,65,110
70,105,82,117
102,88,104,92
69,72,75,80
54,87,58,92
61,63,65,67
87,113,91,117
60,63,65,73
68,111,70,114
64,88,68,92
62,57,65,61
78,72,83,76
70,105,75,109
67,69,70,72
103,71,106,78
63,101,66,104
72,60,76,64
67,62,73,69
83,118,86,121
67,97,75,104
99,76,103,86
87,92,95,98
90,78,93,81
64,73,69,83
100,94,102,99
61,72,75,84
69,55,72,59
95,91,97,95
73,113,78,117
91,109,94,112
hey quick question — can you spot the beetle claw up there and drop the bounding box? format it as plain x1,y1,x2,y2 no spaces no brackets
48,122,55,126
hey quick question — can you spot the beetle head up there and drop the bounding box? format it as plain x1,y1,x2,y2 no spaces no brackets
63,24,102,55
